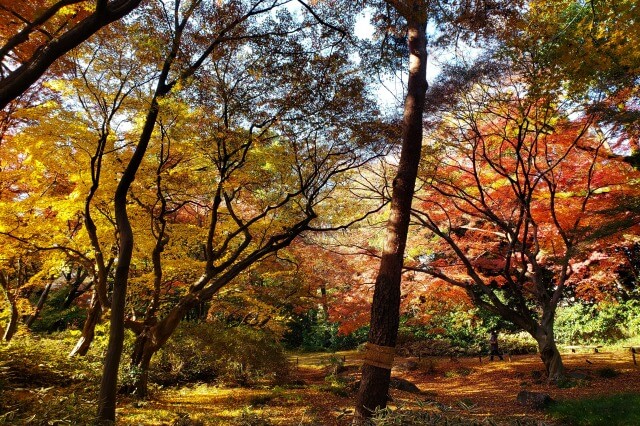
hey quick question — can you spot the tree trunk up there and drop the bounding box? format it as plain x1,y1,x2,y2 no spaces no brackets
2,298,19,341
24,281,53,328
126,294,200,396
127,331,156,397
70,293,102,357
96,95,160,423
534,324,565,382
355,17,428,420
62,270,90,309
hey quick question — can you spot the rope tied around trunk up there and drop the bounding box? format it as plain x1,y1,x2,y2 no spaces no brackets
362,342,395,370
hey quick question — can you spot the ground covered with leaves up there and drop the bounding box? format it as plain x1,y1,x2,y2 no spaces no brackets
2,337,640,425
115,349,640,425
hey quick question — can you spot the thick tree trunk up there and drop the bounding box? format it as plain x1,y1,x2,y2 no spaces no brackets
355,17,428,420
24,281,53,328
534,324,565,382
2,298,19,341
70,293,102,357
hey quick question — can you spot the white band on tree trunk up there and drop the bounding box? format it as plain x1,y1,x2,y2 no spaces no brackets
362,342,395,370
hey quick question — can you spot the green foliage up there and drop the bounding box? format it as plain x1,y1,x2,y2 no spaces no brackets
283,310,368,351
499,332,538,355
549,393,640,425
28,288,86,333
152,322,289,386
396,309,535,356
555,300,640,344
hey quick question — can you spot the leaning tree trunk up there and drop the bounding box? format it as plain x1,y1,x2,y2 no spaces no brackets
70,293,102,357
24,281,53,328
96,96,161,423
533,323,565,382
2,298,19,341
355,17,428,420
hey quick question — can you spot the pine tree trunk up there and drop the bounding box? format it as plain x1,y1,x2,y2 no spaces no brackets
70,294,102,357
355,17,428,420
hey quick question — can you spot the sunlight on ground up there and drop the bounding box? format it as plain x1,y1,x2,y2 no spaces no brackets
118,350,640,425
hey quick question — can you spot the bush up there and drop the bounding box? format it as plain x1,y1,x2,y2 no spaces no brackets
499,332,538,354
283,310,368,351
555,300,640,345
152,322,289,386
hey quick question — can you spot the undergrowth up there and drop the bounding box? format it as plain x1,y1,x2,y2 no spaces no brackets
0,334,101,424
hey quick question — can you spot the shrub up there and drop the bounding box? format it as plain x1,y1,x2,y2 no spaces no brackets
499,332,538,354
555,300,640,345
152,322,289,386
283,309,368,351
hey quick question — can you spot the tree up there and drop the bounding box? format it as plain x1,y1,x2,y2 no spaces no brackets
120,18,386,397
92,0,386,420
355,0,427,419
0,0,143,109
96,1,293,420
410,67,640,381
505,0,640,159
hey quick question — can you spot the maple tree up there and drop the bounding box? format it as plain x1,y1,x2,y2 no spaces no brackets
0,0,143,110
0,19,149,354
1,1,639,423
96,2,298,419
122,37,386,398
503,0,640,160
409,62,640,381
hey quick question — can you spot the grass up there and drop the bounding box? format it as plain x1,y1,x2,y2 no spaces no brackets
549,393,640,425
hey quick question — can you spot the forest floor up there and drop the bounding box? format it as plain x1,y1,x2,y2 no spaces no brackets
117,348,640,425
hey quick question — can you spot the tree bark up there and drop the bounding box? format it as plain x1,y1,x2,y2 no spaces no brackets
355,17,427,420
62,269,90,309
2,298,19,341
534,323,565,382
127,331,156,397
96,95,160,423
70,292,102,357
127,293,200,396
24,281,53,328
